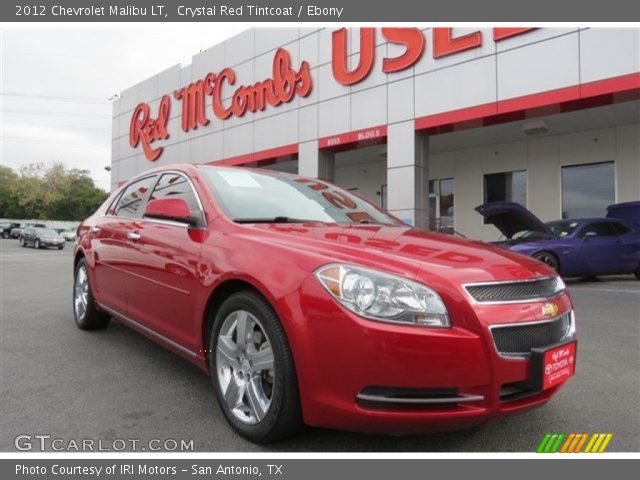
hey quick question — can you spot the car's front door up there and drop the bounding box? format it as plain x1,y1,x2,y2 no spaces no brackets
611,222,640,274
576,221,626,275
90,175,158,314
23,228,34,245
123,172,205,353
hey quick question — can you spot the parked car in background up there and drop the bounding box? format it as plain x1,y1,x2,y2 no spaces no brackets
61,230,77,242
20,227,66,249
73,164,576,443
11,222,47,239
1,222,20,239
10,225,23,238
476,201,640,279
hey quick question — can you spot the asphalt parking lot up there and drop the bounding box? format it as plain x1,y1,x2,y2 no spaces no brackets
1,239,638,452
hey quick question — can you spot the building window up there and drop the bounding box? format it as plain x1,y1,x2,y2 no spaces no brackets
428,178,454,233
483,170,527,206
561,162,615,219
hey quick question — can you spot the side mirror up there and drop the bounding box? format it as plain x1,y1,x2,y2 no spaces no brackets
144,198,203,228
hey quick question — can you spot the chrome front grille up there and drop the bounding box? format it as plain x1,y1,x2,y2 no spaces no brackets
464,277,560,303
491,313,573,357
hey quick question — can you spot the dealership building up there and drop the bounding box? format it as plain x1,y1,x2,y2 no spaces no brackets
111,27,640,240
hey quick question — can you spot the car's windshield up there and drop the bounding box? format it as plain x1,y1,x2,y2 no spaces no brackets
546,220,579,237
36,228,59,236
202,168,403,226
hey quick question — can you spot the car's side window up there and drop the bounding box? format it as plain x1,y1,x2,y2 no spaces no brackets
106,191,123,216
149,173,201,213
579,222,617,238
612,222,631,235
113,176,158,219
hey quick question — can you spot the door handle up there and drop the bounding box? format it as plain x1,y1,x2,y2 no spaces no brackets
127,232,141,241
91,226,101,233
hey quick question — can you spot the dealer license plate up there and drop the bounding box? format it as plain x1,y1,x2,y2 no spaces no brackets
533,341,577,390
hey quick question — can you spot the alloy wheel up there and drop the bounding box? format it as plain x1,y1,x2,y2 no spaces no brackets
74,264,89,321
216,310,275,425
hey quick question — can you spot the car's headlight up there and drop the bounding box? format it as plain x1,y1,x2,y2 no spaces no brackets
553,275,566,294
314,264,450,327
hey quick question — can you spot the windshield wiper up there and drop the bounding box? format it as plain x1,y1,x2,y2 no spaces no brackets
233,216,320,224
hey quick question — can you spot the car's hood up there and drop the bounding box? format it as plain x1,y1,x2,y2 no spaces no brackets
475,202,552,239
607,201,640,229
240,222,554,284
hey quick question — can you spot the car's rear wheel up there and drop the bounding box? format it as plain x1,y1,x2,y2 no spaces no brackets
533,251,560,273
209,291,302,443
34,239,41,249
2,231,8,239
635,265,640,280
58,245,64,250
73,259,110,330
19,237,25,247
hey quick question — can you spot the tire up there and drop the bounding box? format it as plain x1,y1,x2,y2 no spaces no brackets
2,231,8,239
34,239,40,249
19,237,25,247
73,259,110,330
533,251,560,273
209,290,302,443
635,265,640,281
58,246,64,250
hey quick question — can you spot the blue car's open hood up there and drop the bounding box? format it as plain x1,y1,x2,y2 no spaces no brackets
606,201,640,229
475,202,552,239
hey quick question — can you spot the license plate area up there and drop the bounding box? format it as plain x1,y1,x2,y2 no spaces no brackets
528,340,577,391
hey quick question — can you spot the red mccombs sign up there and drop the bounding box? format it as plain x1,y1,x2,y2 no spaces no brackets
130,27,535,161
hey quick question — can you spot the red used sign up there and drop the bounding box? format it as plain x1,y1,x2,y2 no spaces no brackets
542,342,576,390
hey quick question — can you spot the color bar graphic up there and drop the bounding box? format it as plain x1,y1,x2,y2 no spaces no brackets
537,433,613,453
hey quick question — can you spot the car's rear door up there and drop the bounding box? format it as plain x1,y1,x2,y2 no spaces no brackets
576,221,627,275
122,171,205,353
90,175,158,314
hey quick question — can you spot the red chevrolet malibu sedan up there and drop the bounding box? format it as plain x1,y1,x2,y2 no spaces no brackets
73,164,576,443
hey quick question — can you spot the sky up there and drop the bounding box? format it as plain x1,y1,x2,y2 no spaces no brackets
0,24,245,190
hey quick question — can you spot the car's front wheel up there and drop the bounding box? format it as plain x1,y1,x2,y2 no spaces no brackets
73,259,110,330
2,231,8,239
533,251,560,273
19,237,25,247
209,291,302,443
34,239,41,249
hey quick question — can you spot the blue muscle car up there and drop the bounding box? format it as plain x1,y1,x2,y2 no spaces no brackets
475,201,640,279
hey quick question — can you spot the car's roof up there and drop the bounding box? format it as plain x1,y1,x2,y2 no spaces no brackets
548,217,625,224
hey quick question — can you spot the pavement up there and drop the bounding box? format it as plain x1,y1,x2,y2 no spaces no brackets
1,239,638,452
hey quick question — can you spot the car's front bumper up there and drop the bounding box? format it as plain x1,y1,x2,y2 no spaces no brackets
277,276,575,434
41,239,65,247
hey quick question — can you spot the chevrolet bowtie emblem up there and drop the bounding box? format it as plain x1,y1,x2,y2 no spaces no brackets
542,303,559,317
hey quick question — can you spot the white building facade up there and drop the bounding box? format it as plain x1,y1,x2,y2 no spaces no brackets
111,27,640,240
